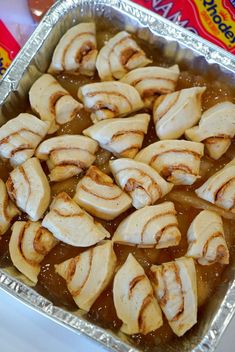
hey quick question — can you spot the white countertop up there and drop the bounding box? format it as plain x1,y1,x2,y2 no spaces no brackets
0,288,234,352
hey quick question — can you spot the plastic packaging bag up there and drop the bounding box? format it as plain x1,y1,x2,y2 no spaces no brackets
0,20,20,77
133,0,235,54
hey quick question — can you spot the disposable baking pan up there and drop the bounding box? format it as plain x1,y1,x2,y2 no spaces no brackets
0,0,235,351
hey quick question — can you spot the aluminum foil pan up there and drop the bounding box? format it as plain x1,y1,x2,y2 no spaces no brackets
0,1,235,351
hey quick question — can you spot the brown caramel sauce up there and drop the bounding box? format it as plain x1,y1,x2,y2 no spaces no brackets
0,230,11,267
0,22,235,350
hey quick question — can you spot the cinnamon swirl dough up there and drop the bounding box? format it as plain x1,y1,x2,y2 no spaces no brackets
135,140,204,185
121,65,180,107
113,253,163,335
29,74,83,134
0,113,49,167
151,257,197,336
6,158,50,221
74,166,132,220
77,81,144,123
83,113,150,158
0,179,20,236
110,158,173,209
186,210,229,265
195,159,235,213
36,135,98,182
42,192,110,247
113,202,181,248
55,241,116,311
153,87,206,139
185,102,235,160
9,221,58,283
96,31,151,81
48,23,98,76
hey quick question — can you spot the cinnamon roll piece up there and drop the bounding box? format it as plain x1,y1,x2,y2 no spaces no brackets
186,210,229,265
77,81,144,123
6,158,50,221
195,159,235,213
96,31,151,81
29,74,83,134
55,241,116,311
83,113,150,158
185,102,235,160
113,253,163,335
113,202,181,248
0,113,49,167
135,140,204,185
0,179,20,236
110,158,173,209
109,158,173,209
74,166,132,220
36,135,98,182
48,22,98,76
121,65,180,107
151,257,197,336
153,87,206,139
9,221,58,283
42,192,110,247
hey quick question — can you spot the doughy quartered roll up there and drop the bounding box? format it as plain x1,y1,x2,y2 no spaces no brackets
135,140,204,185
113,202,181,248
113,253,163,335
48,22,98,76
36,135,98,182
77,81,144,123
185,102,235,160
110,158,173,209
186,210,229,265
42,192,110,246
96,31,151,81
55,241,116,311
153,87,206,139
29,74,83,134
121,65,180,107
151,257,197,336
6,158,50,221
83,113,150,158
74,166,132,220
0,113,49,167
9,221,58,283
0,179,20,236
195,159,235,213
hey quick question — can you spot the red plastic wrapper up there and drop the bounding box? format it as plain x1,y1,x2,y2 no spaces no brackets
0,20,20,77
132,0,235,54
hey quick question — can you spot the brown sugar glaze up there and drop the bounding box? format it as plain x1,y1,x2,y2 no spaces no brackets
0,23,235,351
